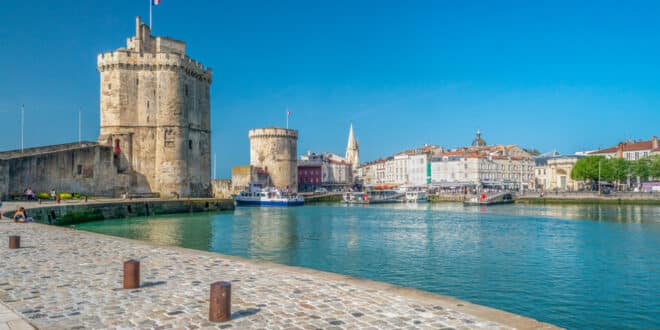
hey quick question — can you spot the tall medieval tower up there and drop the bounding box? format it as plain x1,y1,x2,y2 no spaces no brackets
97,17,213,197
345,124,359,170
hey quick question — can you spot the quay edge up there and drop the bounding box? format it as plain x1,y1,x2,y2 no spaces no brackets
1,198,234,225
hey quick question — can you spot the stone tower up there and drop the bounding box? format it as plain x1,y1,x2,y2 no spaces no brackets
345,124,360,170
97,17,213,197
248,127,298,191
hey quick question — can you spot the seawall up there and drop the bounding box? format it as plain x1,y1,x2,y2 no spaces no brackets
517,192,660,205
1,198,234,225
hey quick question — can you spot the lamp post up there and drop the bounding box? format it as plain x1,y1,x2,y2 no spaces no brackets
598,160,601,195
21,104,24,153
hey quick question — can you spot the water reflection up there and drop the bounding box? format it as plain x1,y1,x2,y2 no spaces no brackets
75,204,660,330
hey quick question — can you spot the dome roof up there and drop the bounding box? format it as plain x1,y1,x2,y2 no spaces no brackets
471,130,486,146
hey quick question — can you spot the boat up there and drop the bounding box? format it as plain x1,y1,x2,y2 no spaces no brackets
343,189,405,204
463,192,514,206
405,190,428,202
233,184,304,206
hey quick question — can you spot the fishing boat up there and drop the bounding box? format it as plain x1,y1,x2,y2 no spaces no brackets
343,189,405,204
233,184,304,206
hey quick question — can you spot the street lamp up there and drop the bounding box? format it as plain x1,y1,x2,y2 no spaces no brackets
598,160,601,195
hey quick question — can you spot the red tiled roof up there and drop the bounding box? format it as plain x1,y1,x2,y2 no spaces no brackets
590,140,655,154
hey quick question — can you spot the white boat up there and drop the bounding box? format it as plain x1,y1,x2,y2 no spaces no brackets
405,190,428,202
343,190,404,204
463,192,514,206
233,184,304,207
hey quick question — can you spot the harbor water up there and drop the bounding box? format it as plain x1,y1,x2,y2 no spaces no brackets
75,203,660,329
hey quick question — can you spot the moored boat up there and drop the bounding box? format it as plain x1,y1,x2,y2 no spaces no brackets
233,184,304,206
405,190,428,202
343,189,405,204
463,192,514,206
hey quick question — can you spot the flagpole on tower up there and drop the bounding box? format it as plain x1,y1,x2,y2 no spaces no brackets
149,0,152,29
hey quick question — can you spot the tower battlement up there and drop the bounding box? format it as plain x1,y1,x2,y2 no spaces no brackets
249,127,299,139
97,51,212,82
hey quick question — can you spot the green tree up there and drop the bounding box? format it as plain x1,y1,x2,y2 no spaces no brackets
571,156,606,183
631,158,651,182
605,158,629,183
650,155,660,179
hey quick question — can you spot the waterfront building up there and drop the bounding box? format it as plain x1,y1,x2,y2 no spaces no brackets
589,136,659,160
355,145,441,187
298,152,352,191
392,154,410,184
408,153,430,186
297,163,322,192
533,155,583,191
429,131,534,190
356,159,384,186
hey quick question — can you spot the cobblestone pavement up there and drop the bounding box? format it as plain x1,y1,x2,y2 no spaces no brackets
0,221,555,330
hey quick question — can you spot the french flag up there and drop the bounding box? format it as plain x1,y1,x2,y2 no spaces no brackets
153,0,160,5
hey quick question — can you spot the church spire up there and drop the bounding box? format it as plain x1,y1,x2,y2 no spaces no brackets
345,124,359,170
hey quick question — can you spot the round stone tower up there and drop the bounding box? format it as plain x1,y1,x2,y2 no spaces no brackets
249,127,298,191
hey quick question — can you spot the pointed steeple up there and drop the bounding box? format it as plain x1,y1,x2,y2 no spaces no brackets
345,124,360,170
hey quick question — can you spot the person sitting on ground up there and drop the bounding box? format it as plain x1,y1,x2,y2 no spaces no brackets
50,188,56,200
13,207,27,222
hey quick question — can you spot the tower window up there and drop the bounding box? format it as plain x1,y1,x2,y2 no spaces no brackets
185,84,189,96
147,101,150,109
108,83,112,90
77,165,83,175
189,140,193,150
136,78,139,86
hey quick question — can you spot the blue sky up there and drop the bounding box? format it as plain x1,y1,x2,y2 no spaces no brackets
1,1,659,177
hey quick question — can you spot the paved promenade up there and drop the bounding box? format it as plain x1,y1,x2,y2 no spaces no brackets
0,219,555,329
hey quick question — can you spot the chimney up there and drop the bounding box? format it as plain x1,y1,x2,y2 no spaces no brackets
653,136,658,150
618,143,624,158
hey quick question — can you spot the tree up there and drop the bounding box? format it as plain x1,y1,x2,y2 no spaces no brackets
604,158,629,186
571,156,606,183
650,155,660,179
631,158,651,182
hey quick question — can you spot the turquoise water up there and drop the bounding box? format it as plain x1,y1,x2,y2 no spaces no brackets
76,203,660,329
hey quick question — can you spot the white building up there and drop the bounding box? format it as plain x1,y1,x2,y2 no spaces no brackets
407,153,429,186
589,136,659,160
429,131,535,190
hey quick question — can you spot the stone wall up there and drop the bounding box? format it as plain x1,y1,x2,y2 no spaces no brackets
231,165,270,193
248,128,298,191
97,17,212,197
2,199,234,225
0,144,130,199
211,179,232,198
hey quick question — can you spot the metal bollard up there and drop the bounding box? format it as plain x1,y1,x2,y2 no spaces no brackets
123,260,140,289
209,281,231,322
9,236,20,249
